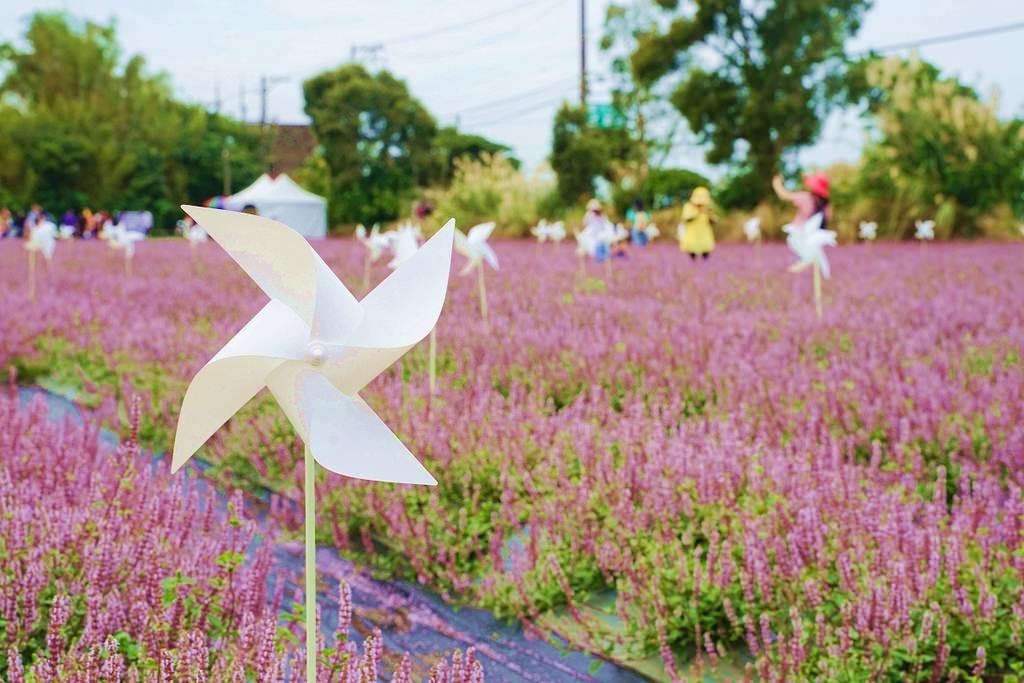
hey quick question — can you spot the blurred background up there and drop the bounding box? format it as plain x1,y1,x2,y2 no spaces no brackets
1,0,1022,240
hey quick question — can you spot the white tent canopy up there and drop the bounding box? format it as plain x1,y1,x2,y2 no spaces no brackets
225,173,328,237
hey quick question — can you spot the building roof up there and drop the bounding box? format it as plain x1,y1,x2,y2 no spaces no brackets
267,124,318,176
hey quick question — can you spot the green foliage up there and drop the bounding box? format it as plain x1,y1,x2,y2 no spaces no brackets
611,166,709,213
303,63,438,226
630,0,872,202
550,103,636,205
846,56,1024,237
434,126,517,184
428,153,556,237
0,12,262,228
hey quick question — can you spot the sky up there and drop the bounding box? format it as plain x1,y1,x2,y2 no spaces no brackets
2,0,1022,178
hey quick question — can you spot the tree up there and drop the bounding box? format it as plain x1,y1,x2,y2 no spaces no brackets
611,167,709,213
434,127,517,184
550,103,635,205
848,56,1024,237
303,64,438,225
0,12,262,226
601,3,687,183
630,0,872,201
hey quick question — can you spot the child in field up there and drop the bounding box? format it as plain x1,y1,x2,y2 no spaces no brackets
679,187,716,259
627,199,650,247
773,173,831,229
583,199,613,262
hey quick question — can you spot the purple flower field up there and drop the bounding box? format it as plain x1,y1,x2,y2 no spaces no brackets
1,238,1022,681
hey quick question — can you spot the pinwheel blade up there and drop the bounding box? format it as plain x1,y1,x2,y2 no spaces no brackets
468,222,495,243
182,205,318,326
311,252,364,344
347,220,454,350
303,371,436,484
265,368,436,484
480,242,499,270
171,300,308,472
453,228,471,259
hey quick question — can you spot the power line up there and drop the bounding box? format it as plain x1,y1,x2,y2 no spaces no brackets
438,76,576,118
864,19,1024,54
389,0,564,59
378,0,553,45
462,92,575,128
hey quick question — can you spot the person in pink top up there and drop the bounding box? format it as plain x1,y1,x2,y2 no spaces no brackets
773,173,831,229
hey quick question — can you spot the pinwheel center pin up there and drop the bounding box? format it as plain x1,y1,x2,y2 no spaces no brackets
305,341,327,366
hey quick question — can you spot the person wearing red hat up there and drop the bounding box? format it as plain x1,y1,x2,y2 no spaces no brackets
773,173,831,229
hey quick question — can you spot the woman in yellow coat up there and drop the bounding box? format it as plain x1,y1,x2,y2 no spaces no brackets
679,187,716,260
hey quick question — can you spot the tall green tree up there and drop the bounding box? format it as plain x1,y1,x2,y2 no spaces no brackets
303,64,438,225
849,56,1024,237
550,103,635,205
0,12,262,225
630,0,872,202
601,3,685,181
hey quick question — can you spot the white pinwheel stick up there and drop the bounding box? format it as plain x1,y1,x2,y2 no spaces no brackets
744,216,762,264
784,213,836,320
25,221,57,302
454,222,499,326
355,223,388,292
172,206,454,683
108,224,146,276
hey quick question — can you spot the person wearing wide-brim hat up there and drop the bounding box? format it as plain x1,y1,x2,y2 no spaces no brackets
773,173,831,229
679,186,716,259
582,198,613,262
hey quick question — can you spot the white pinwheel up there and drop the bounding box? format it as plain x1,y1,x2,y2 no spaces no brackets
172,206,454,681
784,213,836,319
388,224,422,269
25,221,57,302
356,223,392,291
108,224,146,256
575,227,598,258
455,222,498,325
172,206,453,480
454,222,498,276
915,220,935,241
531,219,554,243
859,221,878,241
185,224,208,245
26,221,57,260
58,225,75,240
107,223,145,275
355,223,390,262
785,213,836,277
532,219,567,244
744,217,762,242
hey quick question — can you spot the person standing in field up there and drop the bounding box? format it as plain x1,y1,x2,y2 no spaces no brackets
583,198,614,262
627,198,650,247
773,173,831,229
679,187,716,260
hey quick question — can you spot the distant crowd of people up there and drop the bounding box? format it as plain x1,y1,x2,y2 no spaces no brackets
578,172,831,262
0,205,120,239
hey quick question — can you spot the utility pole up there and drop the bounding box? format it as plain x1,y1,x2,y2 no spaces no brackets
239,78,247,122
580,0,588,107
259,75,290,129
214,80,222,114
